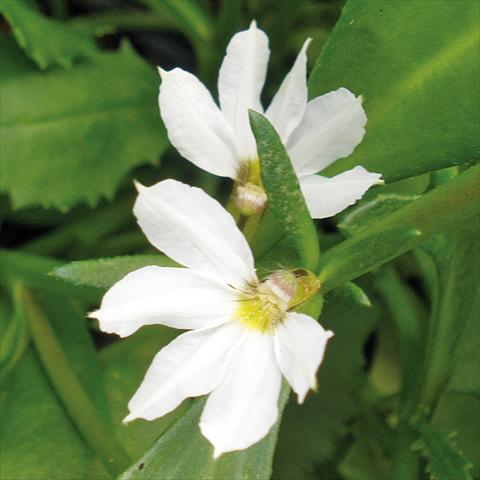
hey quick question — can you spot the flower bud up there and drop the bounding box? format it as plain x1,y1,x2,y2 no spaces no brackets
234,182,267,216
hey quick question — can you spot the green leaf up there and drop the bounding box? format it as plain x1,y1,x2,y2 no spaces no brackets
1,350,97,480
249,110,319,271
319,226,422,291
0,286,112,479
339,421,390,480
448,298,480,396
318,165,480,291
418,216,480,408
374,268,422,419
413,424,473,480
19,286,130,476
0,284,29,379
0,39,167,210
334,281,372,308
0,0,97,69
97,327,187,463
119,384,290,480
52,255,178,289
433,393,480,478
338,194,419,237
310,0,480,181
273,286,380,479
0,248,99,304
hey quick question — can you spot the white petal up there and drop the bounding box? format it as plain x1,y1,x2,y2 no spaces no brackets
134,179,257,288
300,166,383,219
266,38,311,143
200,330,281,458
125,322,244,422
287,88,367,175
218,20,270,160
90,266,238,337
274,312,333,404
159,67,239,178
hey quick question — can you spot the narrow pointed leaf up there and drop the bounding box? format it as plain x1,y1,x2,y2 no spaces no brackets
52,255,178,289
338,194,419,237
335,282,372,308
318,165,480,291
249,110,319,271
319,227,422,291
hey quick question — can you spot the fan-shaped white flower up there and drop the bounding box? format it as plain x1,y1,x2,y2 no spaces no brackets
90,179,333,458
158,21,382,218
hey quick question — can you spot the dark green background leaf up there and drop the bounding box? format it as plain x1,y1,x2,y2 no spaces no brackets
310,0,480,181
417,216,480,407
0,40,167,210
0,289,110,479
0,0,97,69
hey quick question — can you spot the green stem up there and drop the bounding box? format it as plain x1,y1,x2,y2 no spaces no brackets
375,267,423,480
420,218,479,416
358,386,396,457
69,11,175,36
376,267,423,419
20,286,130,477
225,190,241,223
139,0,214,81
251,208,285,259
0,283,30,380
242,212,264,243
140,0,212,46
391,423,420,480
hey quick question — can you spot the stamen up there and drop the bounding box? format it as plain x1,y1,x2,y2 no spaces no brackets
235,269,321,333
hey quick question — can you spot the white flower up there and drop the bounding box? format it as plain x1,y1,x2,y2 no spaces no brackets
158,21,382,219
90,179,333,458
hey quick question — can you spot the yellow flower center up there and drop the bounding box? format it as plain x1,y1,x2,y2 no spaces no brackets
235,269,320,333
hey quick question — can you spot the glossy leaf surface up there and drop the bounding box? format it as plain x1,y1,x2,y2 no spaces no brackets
310,0,480,181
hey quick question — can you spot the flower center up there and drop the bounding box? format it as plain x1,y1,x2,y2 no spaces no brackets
233,159,267,216
235,269,320,333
